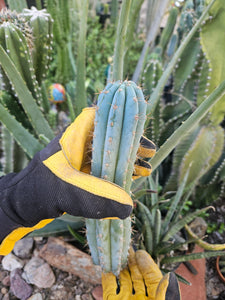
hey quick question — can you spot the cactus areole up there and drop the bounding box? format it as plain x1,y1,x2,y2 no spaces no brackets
86,80,147,275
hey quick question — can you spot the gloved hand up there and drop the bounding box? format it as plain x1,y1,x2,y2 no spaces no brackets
0,107,156,255
102,248,181,300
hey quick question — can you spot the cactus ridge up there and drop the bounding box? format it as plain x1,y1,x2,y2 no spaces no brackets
142,59,163,100
199,0,225,124
0,21,41,102
86,80,147,275
22,7,54,85
1,126,14,174
165,125,224,191
159,6,178,55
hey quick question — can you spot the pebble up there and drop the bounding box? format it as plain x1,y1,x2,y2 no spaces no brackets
92,286,103,300
2,275,10,286
10,268,33,300
0,270,8,281
2,253,24,271
27,293,43,300
13,238,34,259
81,294,92,300
189,217,207,237
1,287,8,295
23,257,55,288
2,293,10,300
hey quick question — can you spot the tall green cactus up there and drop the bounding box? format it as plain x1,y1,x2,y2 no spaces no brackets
86,80,147,275
22,7,54,85
199,0,225,125
165,124,224,191
0,19,41,101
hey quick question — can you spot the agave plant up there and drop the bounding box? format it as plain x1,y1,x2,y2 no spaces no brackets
133,171,225,276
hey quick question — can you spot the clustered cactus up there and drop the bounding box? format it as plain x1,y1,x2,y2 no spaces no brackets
142,0,225,200
86,80,147,275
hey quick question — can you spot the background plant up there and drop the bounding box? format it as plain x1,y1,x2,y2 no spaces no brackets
0,0,225,277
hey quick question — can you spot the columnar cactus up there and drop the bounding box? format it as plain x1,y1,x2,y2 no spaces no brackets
165,124,224,191
0,21,40,99
22,7,54,85
86,80,147,275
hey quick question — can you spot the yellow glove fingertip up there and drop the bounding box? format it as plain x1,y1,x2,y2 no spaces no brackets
156,272,181,300
60,107,96,170
138,136,156,158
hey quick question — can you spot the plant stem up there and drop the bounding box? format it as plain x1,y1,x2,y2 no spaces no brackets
110,0,118,25
112,0,132,81
132,0,170,83
150,78,225,171
146,0,216,116
75,0,88,116
35,0,42,10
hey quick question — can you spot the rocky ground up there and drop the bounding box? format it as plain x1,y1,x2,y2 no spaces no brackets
0,237,100,300
0,199,225,300
205,199,225,299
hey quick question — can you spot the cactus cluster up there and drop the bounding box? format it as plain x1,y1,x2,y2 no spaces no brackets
0,7,55,171
141,0,225,198
86,80,147,275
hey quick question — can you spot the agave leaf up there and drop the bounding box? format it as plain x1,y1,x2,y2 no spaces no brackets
162,206,213,242
161,250,225,264
158,237,198,255
29,217,84,237
0,45,54,140
185,225,225,250
162,169,190,234
136,200,153,226
0,103,43,158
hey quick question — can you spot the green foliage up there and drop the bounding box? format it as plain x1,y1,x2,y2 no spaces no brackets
0,0,225,274
85,17,114,99
134,173,225,269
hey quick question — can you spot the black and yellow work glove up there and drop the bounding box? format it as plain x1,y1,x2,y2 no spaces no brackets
0,107,156,256
102,248,181,300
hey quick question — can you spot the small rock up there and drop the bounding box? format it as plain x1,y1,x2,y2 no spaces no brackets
10,268,33,300
2,253,24,271
2,276,10,286
189,217,207,237
81,294,92,300
2,293,10,300
92,286,103,300
0,270,8,281
27,293,43,300
1,287,8,295
23,257,55,288
13,238,34,259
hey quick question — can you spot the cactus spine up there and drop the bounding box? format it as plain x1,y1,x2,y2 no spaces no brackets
86,80,147,275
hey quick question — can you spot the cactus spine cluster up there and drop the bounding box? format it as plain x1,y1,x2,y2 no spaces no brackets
86,80,147,275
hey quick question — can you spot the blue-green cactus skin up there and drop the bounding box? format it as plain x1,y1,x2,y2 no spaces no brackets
86,80,147,275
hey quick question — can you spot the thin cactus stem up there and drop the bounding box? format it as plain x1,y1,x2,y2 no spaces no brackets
112,0,132,81
150,78,225,172
75,0,88,116
110,0,118,25
132,0,170,83
35,0,42,10
146,0,216,116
